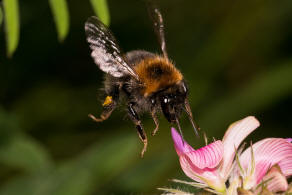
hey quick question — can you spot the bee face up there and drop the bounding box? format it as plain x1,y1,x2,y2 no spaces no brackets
153,81,188,123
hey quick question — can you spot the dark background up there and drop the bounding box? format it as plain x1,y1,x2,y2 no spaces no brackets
0,0,292,194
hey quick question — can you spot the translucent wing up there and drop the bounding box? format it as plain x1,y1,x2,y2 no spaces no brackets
85,16,139,79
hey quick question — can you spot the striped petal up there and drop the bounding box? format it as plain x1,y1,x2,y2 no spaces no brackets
262,165,288,193
239,138,292,188
171,128,226,192
278,155,292,177
171,128,224,169
171,127,194,155
220,116,260,179
183,140,223,169
180,157,226,192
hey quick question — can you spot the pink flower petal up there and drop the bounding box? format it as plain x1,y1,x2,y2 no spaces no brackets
171,128,223,169
179,156,220,183
179,156,226,192
262,165,288,193
185,140,224,169
254,161,271,186
171,127,194,156
239,138,292,185
278,155,292,177
171,128,226,192
219,116,260,179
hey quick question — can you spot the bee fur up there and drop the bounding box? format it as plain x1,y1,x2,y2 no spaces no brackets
85,7,199,157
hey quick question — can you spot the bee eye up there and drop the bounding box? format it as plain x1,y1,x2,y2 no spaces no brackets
163,97,168,103
151,98,155,105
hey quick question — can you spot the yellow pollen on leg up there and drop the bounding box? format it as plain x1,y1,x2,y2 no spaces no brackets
103,96,113,106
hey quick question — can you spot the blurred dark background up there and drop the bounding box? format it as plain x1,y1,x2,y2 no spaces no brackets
0,0,292,194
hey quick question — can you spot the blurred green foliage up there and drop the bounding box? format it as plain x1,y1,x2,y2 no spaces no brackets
90,0,110,26
0,6,3,27
0,0,292,194
2,0,109,55
49,0,70,42
3,0,19,57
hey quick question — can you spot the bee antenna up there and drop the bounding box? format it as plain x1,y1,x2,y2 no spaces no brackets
183,100,200,137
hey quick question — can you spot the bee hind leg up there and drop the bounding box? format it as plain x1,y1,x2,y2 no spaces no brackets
89,85,119,122
88,102,116,122
128,102,147,157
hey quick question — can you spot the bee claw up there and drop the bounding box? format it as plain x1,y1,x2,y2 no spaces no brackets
140,139,148,158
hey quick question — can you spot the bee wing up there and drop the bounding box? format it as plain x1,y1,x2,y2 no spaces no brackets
85,16,139,80
147,2,168,59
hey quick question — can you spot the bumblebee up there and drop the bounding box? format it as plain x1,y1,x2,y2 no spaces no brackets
85,5,199,157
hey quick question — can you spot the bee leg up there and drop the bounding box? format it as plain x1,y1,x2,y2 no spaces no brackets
89,85,119,122
128,102,147,157
88,102,116,122
151,111,159,136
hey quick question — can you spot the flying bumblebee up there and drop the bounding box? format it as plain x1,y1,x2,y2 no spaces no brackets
85,5,199,157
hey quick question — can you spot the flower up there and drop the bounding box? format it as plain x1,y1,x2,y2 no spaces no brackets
232,138,292,192
171,127,226,192
169,116,292,194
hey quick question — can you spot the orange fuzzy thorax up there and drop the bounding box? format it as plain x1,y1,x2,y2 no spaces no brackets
134,56,183,96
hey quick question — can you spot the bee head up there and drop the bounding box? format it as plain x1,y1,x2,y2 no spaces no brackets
151,80,199,136
156,81,188,123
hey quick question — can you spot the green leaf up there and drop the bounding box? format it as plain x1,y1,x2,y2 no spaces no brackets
90,0,110,26
49,0,70,42
3,0,20,57
0,5,3,27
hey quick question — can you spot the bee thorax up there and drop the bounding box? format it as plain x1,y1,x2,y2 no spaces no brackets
134,56,183,96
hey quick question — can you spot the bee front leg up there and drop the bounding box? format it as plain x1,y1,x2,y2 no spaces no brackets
151,111,159,136
128,102,147,157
